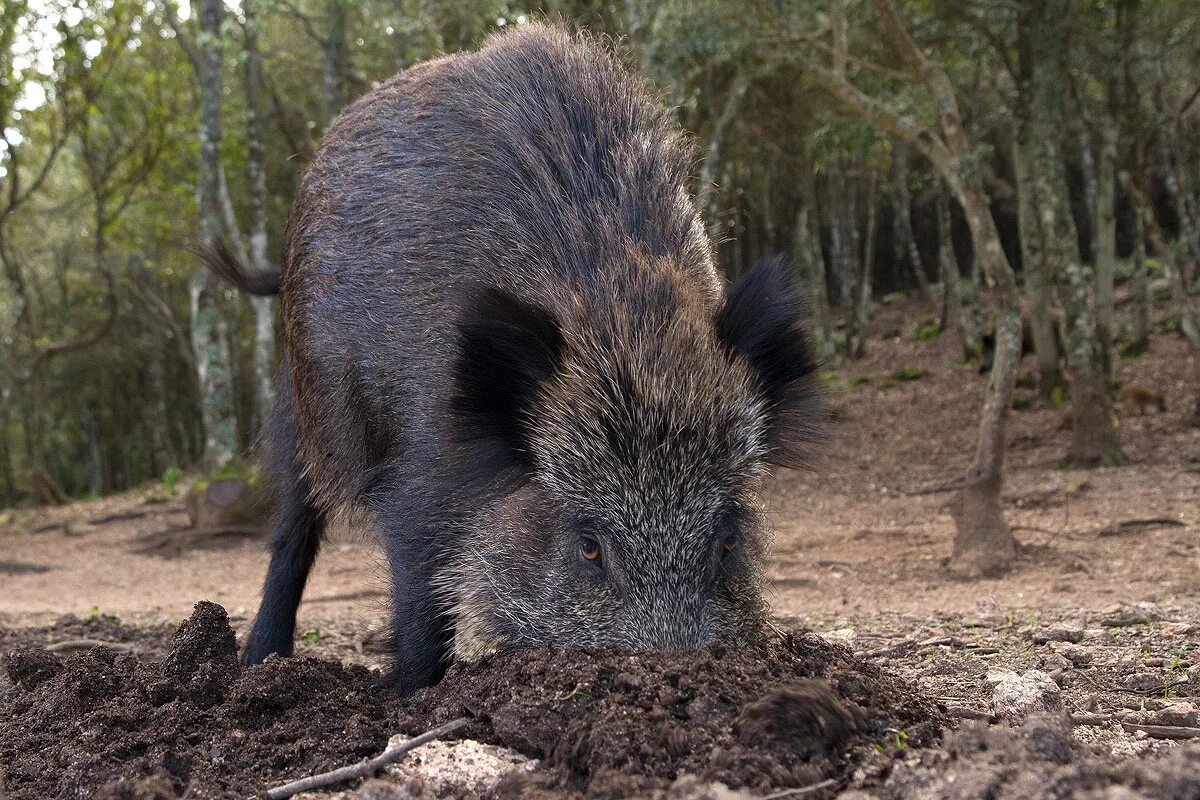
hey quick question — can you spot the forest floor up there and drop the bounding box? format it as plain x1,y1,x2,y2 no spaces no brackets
1,297,1198,799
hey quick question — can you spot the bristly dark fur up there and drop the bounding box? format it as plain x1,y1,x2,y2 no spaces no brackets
208,22,824,695
199,239,281,296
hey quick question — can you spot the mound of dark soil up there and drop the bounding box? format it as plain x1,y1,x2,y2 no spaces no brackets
1,603,394,799
1,602,944,799
400,634,946,798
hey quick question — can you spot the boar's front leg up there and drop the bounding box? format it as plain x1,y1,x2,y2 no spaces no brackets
381,501,453,694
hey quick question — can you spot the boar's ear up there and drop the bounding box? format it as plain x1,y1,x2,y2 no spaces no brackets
452,286,566,474
715,256,825,469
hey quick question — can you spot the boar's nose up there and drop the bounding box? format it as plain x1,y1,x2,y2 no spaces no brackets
632,593,716,652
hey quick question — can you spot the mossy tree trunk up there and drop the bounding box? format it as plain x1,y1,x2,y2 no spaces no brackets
1020,0,1122,466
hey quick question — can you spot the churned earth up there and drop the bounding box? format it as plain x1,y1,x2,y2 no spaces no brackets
1,297,1198,797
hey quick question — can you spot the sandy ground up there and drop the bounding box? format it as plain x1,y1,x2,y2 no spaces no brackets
3,298,1197,637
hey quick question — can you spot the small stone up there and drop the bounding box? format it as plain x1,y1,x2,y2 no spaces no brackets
1123,672,1163,693
1041,653,1072,672
1142,657,1165,668
1049,641,1092,666
385,738,535,796
1188,664,1200,686
1148,702,1200,728
988,668,1063,723
1032,623,1084,644
823,627,857,646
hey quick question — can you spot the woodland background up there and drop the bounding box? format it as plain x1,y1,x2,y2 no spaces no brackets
1,0,1198,575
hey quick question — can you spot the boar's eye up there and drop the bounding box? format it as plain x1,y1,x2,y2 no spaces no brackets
722,535,737,559
579,537,603,565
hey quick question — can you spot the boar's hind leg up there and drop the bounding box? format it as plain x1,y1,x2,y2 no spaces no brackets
245,387,327,666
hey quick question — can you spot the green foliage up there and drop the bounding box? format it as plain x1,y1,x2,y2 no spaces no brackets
1119,341,1147,360
161,466,182,492
1158,314,1182,334
1152,282,1174,304
890,363,925,382
917,322,943,341
1049,385,1067,410
849,375,871,388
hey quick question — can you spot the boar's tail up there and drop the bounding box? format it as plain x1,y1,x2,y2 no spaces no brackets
200,238,281,296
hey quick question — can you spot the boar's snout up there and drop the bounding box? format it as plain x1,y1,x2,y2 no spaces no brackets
620,581,718,653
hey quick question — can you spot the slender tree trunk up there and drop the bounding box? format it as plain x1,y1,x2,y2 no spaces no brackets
893,145,933,305
799,170,834,360
697,70,750,243
850,171,878,358
244,0,277,429
1032,0,1121,465
841,169,860,312
937,187,971,360
1073,113,1099,262
1128,195,1150,354
794,198,829,350
1013,137,1064,399
1094,120,1117,379
0,412,15,507
192,0,236,470
827,178,846,315
322,0,348,128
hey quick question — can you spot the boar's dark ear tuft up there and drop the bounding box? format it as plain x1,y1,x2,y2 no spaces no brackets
716,256,825,469
452,286,565,474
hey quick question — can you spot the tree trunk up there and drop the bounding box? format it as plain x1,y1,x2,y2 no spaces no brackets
827,178,846,315
841,169,860,312
192,0,236,470
1013,136,1065,400
893,145,933,305
849,171,878,358
697,70,750,243
244,0,277,428
937,187,971,360
1128,197,1150,354
1094,120,1117,379
1022,0,1122,465
322,0,348,128
799,171,834,360
0,412,15,507
793,192,829,350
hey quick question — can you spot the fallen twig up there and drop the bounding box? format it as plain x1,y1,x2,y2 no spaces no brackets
44,639,135,654
262,716,470,800
1121,722,1200,740
88,509,151,525
946,706,992,721
858,636,958,659
903,480,964,497
1094,517,1185,538
760,778,839,799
